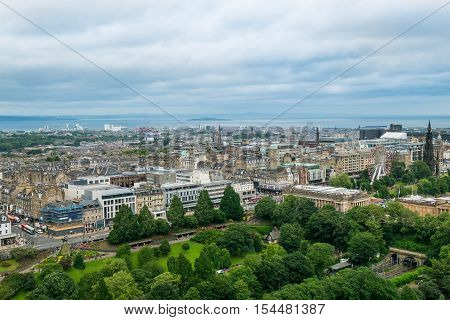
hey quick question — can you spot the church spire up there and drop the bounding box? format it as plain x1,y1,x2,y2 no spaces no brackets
424,121,435,174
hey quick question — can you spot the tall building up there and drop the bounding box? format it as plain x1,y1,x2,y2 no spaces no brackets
315,127,320,144
359,126,387,140
423,121,435,174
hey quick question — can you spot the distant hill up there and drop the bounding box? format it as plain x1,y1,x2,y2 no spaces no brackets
188,117,230,121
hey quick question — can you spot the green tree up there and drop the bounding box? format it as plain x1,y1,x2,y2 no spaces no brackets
159,239,171,256
196,275,236,300
217,224,262,256
102,258,129,277
194,251,215,280
254,255,289,292
418,280,442,300
254,196,277,220
167,253,193,282
212,208,226,223
375,185,391,199
138,205,155,237
78,272,111,300
105,271,143,300
137,246,154,267
265,278,328,300
324,267,397,299
306,243,335,277
194,190,215,226
233,279,252,300
219,185,244,221
279,223,304,253
348,232,381,265
399,286,423,300
201,243,231,269
283,251,315,284
272,196,317,226
227,265,262,299
147,272,181,299
410,160,432,180
142,260,165,279
330,173,353,189
108,205,140,244
116,243,132,269
131,269,154,293
32,271,78,300
73,252,85,270
154,219,170,234
183,287,201,299
116,243,131,258
59,255,72,271
391,161,406,180
39,262,63,280
167,196,185,228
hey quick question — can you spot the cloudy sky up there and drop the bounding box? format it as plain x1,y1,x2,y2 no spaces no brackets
0,0,449,117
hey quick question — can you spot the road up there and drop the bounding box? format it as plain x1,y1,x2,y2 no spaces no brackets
11,225,110,251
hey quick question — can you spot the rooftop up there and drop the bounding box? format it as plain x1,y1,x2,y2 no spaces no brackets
293,185,363,196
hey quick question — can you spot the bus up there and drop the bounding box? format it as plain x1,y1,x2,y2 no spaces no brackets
20,224,35,235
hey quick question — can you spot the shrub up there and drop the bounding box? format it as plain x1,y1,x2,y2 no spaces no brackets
73,253,85,270
183,216,199,229
137,247,154,267
159,240,171,256
153,247,161,257
0,272,36,300
59,256,72,271
182,243,190,251
192,230,224,244
0,261,11,268
116,244,131,258
390,267,428,287
10,248,38,262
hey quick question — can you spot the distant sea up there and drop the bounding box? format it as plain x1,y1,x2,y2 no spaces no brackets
0,114,449,131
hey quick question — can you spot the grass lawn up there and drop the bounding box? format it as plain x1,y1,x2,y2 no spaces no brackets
230,252,259,266
0,259,19,273
66,241,205,282
66,257,114,283
63,241,262,284
130,241,204,270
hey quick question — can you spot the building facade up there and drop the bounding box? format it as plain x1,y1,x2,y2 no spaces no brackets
285,185,371,212
134,186,165,218
0,214,15,247
398,196,450,217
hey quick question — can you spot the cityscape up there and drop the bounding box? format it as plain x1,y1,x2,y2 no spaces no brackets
0,0,449,308
0,121,448,300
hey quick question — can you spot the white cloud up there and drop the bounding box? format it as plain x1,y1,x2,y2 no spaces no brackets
0,0,449,116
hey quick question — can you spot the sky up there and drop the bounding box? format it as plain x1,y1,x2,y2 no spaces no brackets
0,0,449,117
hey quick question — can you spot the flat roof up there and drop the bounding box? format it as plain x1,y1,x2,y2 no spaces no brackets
293,185,363,196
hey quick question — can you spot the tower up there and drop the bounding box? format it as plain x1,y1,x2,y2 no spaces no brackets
315,127,320,145
423,121,435,174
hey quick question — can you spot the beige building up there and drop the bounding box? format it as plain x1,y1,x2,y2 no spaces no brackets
332,151,374,175
285,185,371,212
81,199,103,231
134,186,165,218
398,195,450,217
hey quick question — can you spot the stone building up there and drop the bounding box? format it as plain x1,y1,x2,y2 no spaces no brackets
134,186,165,218
398,195,450,217
284,185,370,212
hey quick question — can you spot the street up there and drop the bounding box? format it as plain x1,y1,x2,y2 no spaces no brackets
11,225,110,251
